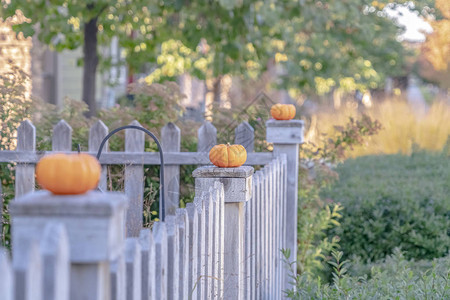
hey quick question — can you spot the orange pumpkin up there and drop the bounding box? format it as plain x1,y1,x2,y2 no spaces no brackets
209,143,247,168
270,104,296,120
36,153,101,195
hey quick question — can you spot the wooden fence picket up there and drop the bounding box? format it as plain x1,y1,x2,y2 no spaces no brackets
14,241,42,300
0,248,13,300
125,238,142,300
52,120,72,151
153,222,168,299
139,229,155,300
209,185,220,298
40,223,70,300
15,120,35,197
176,208,189,299
166,215,180,300
125,120,145,237
197,121,217,153
185,203,198,299
235,121,254,152
110,254,126,300
194,195,206,300
202,191,214,298
213,181,225,299
89,120,109,191
161,122,181,215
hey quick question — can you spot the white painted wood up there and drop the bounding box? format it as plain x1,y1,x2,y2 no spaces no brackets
197,121,217,152
185,203,198,299
266,120,303,289
153,222,168,300
213,181,225,299
175,208,189,299
11,191,128,263
125,120,145,237
13,241,42,300
194,166,253,300
52,119,72,151
253,173,261,300
139,229,155,300
166,215,180,300
70,262,110,300
280,155,288,291
110,254,126,300
0,248,13,300
266,120,304,144
244,193,251,300
40,223,70,300
193,196,205,300
125,238,142,300
235,121,254,152
0,150,275,166
202,191,214,299
262,167,269,297
209,184,220,298
89,120,109,191
15,120,35,197
161,122,181,215
267,164,274,298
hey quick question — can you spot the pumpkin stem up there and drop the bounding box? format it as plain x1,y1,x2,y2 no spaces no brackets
77,144,81,154
227,142,231,146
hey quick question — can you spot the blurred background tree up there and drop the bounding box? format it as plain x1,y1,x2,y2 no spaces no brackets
2,0,444,116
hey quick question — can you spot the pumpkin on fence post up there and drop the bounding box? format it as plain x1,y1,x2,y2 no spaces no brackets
35,145,101,195
270,104,296,120
209,143,247,168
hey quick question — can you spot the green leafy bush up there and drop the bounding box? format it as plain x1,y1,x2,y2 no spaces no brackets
285,250,450,299
321,152,450,262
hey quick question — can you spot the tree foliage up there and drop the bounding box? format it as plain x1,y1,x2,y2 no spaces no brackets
419,0,450,90
1,0,438,106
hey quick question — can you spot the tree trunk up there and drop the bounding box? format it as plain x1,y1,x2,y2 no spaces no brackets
82,17,99,117
212,75,222,104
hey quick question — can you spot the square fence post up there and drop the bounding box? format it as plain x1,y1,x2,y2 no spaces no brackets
193,166,253,300
266,119,304,290
10,191,128,300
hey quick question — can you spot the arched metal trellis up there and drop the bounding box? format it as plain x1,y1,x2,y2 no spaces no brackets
96,125,166,221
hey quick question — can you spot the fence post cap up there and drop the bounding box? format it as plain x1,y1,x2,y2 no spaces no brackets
10,190,128,216
11,191,128,263
192,166,254,178
266,119,304,144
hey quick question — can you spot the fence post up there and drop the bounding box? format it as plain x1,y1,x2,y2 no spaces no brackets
15,120,36,197
266,119,304,288
161,122,181,215
193,166,254,300
10,191,128,300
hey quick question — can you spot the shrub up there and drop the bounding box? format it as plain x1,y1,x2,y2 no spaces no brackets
285,250,450,299
321,151,450,262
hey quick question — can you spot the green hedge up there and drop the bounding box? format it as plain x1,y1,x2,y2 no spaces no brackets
321,152,450,262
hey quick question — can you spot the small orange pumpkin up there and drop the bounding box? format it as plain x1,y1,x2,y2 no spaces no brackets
270,104,296,120
209,143,247,168
36,153,101,195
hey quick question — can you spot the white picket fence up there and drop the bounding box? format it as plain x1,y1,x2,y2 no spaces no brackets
0,118,304,299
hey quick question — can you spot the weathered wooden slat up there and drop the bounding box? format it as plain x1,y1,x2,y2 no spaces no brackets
161,122,181,215
15,120,36,197
166,215,180,300
125,120,145,237
14,241,42,300
252,173,260,300
0,248,13,300
139,229,155,300
202,192,213,299
235,121,254,152
175,208,189,300
52,120,72,151
125,238,142,300
40,223,70,300
254,172,262,300
213,181,225,299
0,150,274,165
110,254,126,300
244,193,251,300
89,120,109,191
193,196,205,300
153,222,168,299
267,164,274,298
281,155,288,290
185,203,198,299
197,121,217,152
262,167,269,297
274,159,281,298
